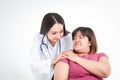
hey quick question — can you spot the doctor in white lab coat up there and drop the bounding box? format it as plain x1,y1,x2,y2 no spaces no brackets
29,13,73,80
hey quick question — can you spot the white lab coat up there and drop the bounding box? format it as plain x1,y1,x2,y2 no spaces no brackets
29,33,73,80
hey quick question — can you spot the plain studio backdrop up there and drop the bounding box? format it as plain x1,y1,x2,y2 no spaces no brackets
0,0,120,80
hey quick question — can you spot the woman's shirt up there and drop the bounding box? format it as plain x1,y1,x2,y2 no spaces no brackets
59,53,108,80
29,33,73,80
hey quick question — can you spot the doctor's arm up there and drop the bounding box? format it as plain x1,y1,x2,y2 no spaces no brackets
29,50,52,74
29,37,52,77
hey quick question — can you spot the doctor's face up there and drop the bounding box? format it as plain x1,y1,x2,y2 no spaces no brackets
47,23,64,46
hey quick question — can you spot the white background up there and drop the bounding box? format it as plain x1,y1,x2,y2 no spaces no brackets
0,0,120,80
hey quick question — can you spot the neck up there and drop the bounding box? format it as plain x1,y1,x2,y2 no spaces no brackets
50,41,56,47
74,50,89,56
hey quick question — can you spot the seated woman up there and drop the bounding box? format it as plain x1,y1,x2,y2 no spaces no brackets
54,27,111,80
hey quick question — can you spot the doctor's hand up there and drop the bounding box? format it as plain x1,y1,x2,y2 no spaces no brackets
62,50,79,62
51,53,65,65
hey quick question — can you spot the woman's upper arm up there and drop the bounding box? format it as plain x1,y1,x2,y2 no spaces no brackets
54,61,69,80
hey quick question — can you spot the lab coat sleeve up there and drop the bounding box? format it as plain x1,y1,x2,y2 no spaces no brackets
63,33,73,50
67,33,73,49
29,34,53,80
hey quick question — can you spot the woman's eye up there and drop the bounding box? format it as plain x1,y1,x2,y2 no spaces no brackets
73,35,84,40
52,32,57,35
73,37,76,40
80,36,84,38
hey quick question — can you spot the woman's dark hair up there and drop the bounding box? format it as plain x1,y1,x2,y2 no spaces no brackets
72,27,98,54
40,13,69,36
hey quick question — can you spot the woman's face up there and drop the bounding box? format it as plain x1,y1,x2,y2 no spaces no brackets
73,31,91,53
47,23,64,46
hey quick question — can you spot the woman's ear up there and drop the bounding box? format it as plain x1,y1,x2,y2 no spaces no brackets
89,42,91,46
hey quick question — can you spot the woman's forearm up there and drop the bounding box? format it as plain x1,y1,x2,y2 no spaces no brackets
75,56,111,78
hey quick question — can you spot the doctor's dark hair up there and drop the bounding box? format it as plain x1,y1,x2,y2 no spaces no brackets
72,27,98,54
40,13,69,36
